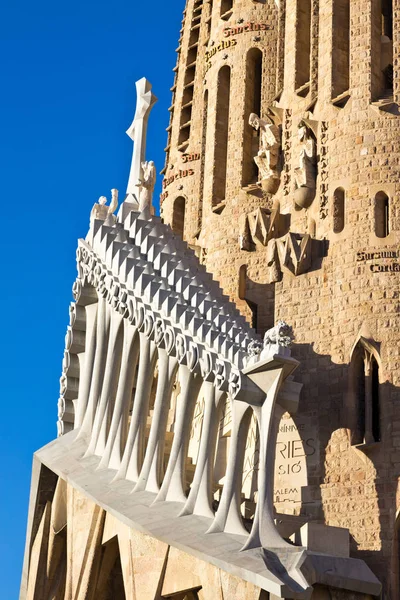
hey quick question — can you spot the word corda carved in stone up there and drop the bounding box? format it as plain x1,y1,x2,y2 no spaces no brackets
294,119,317,209
138,160,156,213
90,189,118,224
249,113,282,194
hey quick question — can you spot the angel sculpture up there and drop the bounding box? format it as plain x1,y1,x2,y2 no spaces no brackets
90,189,119,224
249,112,281,189
138,160,156,212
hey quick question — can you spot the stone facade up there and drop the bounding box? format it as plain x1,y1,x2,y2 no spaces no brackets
161,0,400,597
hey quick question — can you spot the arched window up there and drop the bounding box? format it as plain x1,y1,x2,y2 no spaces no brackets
212,66,231,209
220,0,233,20
332,0,350,100
295,0,312,94
242,48,263,187
172,197,186,238
333,187,345,233
350,340,381,446
374,191,390,238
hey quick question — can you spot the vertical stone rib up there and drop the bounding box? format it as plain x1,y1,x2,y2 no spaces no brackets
134,348,178,494
74,303,98,429
79,297,110,437
181,383,223,518
155,366,203,504
243,370,290,551
207,400,251,537
98,320,139,471
85,308,124,457
115,333,157,483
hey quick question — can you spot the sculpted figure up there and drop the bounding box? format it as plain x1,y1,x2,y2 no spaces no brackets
294,120,317,209
261,320,294,360
249,112,281,191
264,320,294,348
90,189,118,223
239,213,252,251
138,160,156,212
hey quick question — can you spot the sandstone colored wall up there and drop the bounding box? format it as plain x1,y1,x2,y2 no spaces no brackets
161,0,400,596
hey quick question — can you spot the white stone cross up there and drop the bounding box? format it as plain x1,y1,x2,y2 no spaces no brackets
125,78,157,204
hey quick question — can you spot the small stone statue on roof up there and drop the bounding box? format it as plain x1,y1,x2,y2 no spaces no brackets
90,189,119,224
138,160,156,212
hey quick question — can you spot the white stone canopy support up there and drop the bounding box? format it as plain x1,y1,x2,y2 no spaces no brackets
43,204,382,599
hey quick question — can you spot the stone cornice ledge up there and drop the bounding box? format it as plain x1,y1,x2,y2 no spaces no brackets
33,432,381,600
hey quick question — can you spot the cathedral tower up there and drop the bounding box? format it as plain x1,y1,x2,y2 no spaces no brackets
20,0,400,598
162,0,400,596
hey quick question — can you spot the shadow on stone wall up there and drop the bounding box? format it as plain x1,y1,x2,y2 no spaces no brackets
285,342,399,598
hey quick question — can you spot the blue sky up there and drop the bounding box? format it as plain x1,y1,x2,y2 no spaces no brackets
0,1,183,596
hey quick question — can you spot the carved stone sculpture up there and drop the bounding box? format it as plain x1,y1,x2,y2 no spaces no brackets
239,213,253,251
138,160,156,212
294,120,317,209
249,113,281,193
261,320,294,360
90,189,118,224
266,238,281,283
125,78,157,206
244,339,263,367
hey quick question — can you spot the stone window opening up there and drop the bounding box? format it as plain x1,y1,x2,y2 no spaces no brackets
172,196,186,238
212,65,231,211
350,341,381,446
295,0,312,96
242,48,263,187
374,191,390,238
331,0,350,104
375,0,393,99
220,0,233,21
332,187,345,233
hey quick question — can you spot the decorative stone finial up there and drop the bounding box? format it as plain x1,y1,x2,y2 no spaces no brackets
90,189,118,224
125,78,158,207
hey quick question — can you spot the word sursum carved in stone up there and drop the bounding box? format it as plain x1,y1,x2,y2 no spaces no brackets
223,23,272,37
357,249,400,261
357,249,400,272
90,189,118,224
163,168,195,189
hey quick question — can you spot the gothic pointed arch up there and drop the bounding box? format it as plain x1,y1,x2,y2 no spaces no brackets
348,334,381,445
